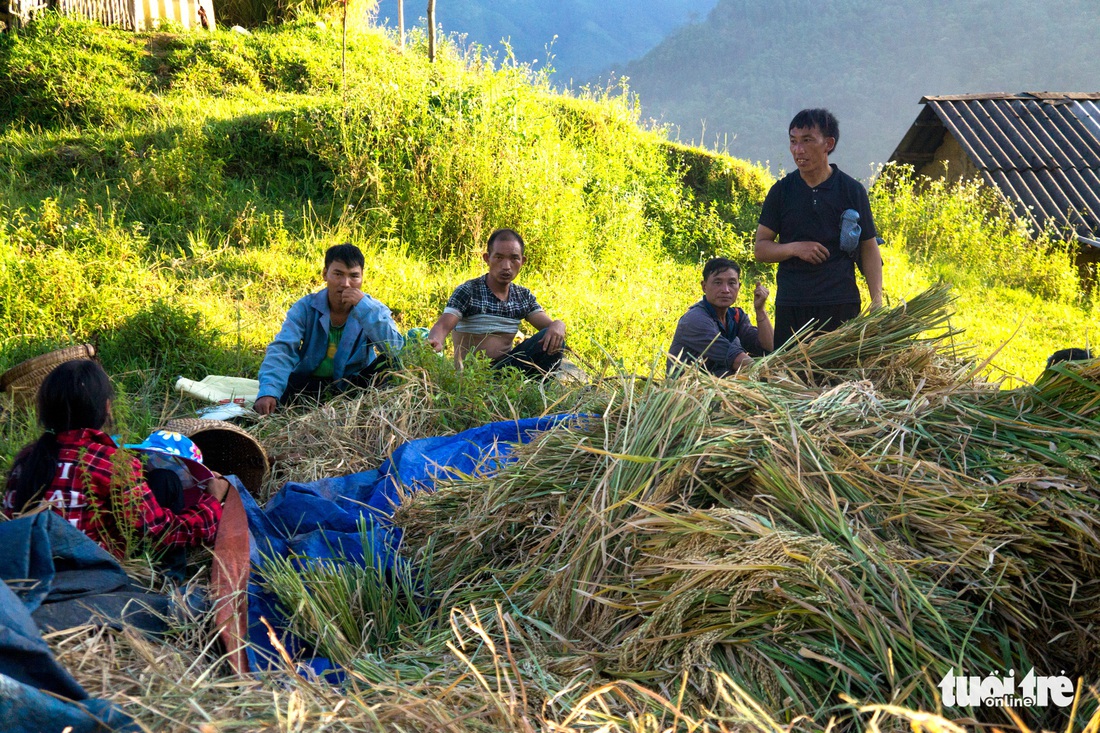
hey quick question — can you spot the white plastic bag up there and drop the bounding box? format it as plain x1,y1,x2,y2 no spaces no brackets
175,376,260,407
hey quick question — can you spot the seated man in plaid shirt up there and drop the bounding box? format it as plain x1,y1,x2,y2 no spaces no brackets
426,229,567,376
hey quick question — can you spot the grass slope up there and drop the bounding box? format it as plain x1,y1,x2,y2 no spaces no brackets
0,15,766,387
0,14,1093,436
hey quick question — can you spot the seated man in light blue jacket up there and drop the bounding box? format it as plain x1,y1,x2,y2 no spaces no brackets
254,244,404,415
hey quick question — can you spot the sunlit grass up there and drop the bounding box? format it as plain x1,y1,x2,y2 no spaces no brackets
1,15,1093,432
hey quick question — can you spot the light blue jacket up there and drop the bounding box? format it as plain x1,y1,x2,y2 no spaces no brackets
257,289,405,400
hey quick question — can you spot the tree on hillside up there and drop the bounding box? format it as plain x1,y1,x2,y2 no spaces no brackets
614,0,1100,176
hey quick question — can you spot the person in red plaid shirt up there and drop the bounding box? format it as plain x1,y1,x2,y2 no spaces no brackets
3,360,228,559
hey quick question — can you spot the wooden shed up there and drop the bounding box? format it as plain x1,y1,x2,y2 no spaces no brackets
889,92,1100,272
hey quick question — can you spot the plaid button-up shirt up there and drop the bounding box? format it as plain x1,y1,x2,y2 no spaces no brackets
4,428,222,557
444,275,543,334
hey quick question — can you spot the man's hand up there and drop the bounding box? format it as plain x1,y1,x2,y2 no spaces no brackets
542,320,566,354
340,288,366,310
868,296,884,311
425,313,459,354
732,351,753,371
791,241,830,265
753,283,770,311
254,396,277,416
206,474,231,503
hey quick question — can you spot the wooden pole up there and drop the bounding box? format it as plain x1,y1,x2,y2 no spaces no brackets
427,0,436,62
398,0,405,50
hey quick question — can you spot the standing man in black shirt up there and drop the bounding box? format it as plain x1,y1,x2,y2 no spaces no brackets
755,108,883,347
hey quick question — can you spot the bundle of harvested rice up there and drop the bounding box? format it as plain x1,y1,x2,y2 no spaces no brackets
251,351,598,501
396,286,1100,726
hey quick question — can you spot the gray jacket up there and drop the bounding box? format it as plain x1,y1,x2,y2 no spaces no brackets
667,299,763,377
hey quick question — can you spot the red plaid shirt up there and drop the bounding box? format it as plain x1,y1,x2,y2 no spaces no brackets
3,428,222,557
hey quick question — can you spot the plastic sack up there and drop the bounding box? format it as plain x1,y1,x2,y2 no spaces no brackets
839,208,861,258
175,376,259,407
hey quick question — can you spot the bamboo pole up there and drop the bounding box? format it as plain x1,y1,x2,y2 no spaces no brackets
426,0,436,62
342,0,348,107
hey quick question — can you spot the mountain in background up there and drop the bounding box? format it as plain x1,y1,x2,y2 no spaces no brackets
374,0,718,81
612,0,1100,178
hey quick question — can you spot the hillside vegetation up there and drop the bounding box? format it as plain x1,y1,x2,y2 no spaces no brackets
0,14,768,383
0,13,1093,410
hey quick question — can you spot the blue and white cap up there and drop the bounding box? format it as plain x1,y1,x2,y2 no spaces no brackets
124,430,214,483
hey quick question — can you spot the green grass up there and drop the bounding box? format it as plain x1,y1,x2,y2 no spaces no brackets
871,166,1097,385
0,13,1094,455
261,518,433,666
0,15,762,388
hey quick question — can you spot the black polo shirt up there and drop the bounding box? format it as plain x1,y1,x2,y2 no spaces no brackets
759,165,877,307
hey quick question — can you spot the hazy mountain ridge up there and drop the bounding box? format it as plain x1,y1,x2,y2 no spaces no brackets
613,0,1100,177
374,0,718,81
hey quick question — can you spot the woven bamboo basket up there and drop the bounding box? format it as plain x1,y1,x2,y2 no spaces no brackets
1,344,98,407
161,418,269,494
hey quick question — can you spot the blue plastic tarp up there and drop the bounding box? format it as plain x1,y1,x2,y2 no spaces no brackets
240,415,572,675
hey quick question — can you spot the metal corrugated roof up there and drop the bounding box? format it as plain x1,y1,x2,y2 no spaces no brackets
888,92,1100,239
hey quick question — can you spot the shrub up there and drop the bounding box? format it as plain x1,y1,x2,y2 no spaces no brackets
96,299,228,388
871,164,1080,301
115,123,227,250
0,13,149,128
207,111,334,199
151,33,263,94
0,199,155,340
217,0,377,28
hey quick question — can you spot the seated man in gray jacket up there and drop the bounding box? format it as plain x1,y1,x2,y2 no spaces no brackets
254,244,404,415
667,257,774,377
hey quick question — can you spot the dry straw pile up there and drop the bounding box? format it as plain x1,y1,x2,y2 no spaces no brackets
44,285,1100,731
397,284,1100,728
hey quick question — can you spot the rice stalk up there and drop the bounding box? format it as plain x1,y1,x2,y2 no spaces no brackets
259,519,434,667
